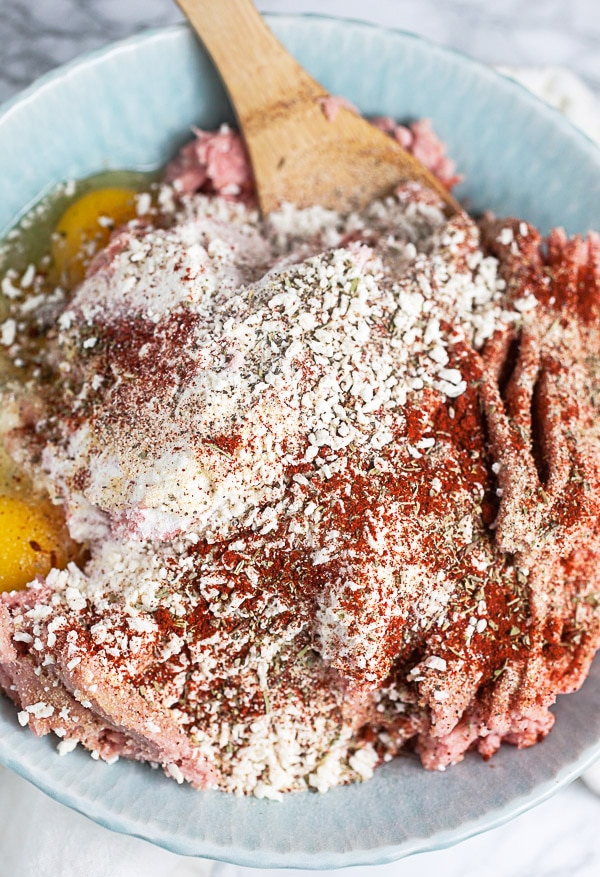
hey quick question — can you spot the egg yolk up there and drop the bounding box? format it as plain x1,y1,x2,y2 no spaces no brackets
0,495,72,592
52,187,139,288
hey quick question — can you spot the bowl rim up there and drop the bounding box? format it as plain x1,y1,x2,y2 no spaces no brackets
0,13,597,150
0,14,599,212
1,14,600,869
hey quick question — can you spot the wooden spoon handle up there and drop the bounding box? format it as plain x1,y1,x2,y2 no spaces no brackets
176,0,462,215
175,0,326,133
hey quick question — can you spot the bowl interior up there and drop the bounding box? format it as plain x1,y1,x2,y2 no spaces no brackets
1,17,599,237
1,16,600,869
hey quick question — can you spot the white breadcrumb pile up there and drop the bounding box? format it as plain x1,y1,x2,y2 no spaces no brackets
3,174,599,800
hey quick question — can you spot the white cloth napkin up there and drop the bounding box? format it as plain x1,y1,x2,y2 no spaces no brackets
498,65,600,144
2,64,600,877
0,766,203,877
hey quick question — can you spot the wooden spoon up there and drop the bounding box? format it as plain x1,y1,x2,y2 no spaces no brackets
175,0,461,216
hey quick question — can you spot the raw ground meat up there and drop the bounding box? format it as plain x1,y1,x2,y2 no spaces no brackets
1,118,600,797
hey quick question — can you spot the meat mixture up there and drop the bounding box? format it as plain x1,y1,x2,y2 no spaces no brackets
1,122,600,799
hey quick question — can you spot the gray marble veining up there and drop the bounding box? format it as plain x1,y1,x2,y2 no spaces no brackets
0,0,599,105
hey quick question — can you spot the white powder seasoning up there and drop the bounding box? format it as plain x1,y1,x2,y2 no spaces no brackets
33,184,515,546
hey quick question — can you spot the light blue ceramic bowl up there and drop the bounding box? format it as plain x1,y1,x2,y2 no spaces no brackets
1,16,600,870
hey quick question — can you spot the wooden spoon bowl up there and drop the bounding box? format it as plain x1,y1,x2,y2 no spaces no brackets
176,0,461,216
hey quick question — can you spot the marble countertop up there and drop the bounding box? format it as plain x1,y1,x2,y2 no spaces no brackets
1,0,599,104
1,1,600,876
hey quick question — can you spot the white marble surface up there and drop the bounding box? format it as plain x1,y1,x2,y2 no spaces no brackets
1,1,600,875
0,0,599,104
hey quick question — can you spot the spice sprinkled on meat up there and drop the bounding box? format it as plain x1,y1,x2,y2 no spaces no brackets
2,128,600,797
